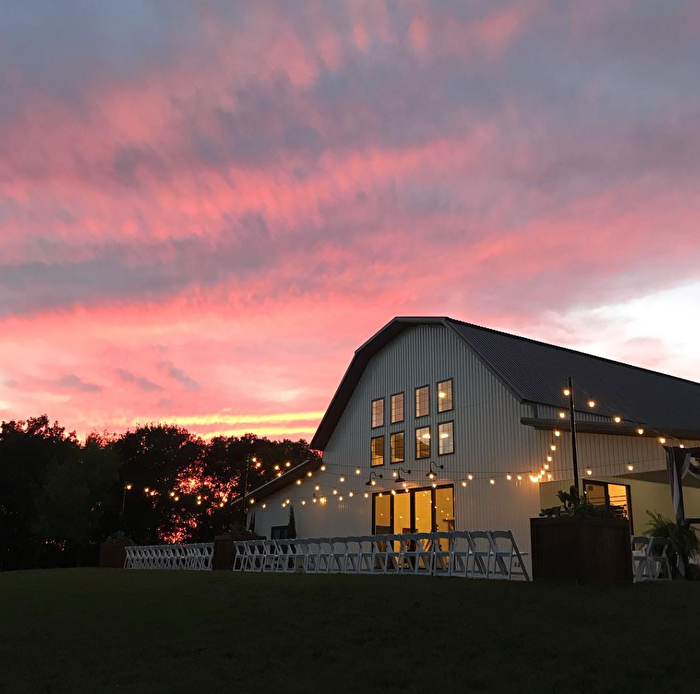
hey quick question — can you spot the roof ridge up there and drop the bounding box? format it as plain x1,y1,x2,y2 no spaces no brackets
445,317,700,389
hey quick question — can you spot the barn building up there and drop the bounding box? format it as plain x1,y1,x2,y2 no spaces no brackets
245,317,700,560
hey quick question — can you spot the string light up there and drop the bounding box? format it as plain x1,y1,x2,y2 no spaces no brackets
339,495,344,501
544,463,550,470
355,468,361,475
261,503,266,509
320,465,326,471
332,488,338,495
307,471,313,477
558,412,566,419
586,468,593,476
302,500,306,505
547,456,553,462
144,487,149,493
489,478,495,485
637,428,644,435
285,462,291,468
659,437,667,444
315,485,320,491
125,483,132,490
517,474,522,481
339,476,345,482
461,480,467,487
364,492,369,498
274,465,280,471
529,475,539,483
614,416,622,424
563,388,571,396
554,430,561,437
627,463,634,471
296,479,302,485
467,472,474,480
349,491,354,497
506,473,512,481
550,444,557,451
588,399,596,408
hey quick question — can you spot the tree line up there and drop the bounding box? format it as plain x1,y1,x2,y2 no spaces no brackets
0,415,319,571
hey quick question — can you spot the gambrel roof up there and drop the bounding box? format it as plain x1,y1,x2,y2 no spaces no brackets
310,316,700,450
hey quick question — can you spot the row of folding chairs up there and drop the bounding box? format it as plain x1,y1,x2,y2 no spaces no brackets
631,536,671,581
124,542,214,570
233,530,530,580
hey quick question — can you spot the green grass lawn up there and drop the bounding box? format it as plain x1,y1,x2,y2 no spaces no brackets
2,570,700,694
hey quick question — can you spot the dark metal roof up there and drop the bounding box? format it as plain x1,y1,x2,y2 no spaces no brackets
449,318,700,433
310,316,700,451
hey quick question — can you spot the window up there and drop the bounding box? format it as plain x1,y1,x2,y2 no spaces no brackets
415,426,431,459
371,398,384,428
438,421,454,455
391,392,404,423
415,386,430,418
374,493,391,534
437,379,453,412
390,432,405,463
584,480,633,529
371,436,385,467
372,484,454,535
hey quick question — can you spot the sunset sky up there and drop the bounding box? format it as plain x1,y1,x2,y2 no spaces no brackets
1,0,699,442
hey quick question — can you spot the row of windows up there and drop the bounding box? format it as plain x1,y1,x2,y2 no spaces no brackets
370,421,454,466
371,379,453,428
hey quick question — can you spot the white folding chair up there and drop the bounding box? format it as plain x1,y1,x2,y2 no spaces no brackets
232,541,247,571
469,531,493,578
488,531,530,581
342,537,362,573
200,543,214,571
305,539,323,573
647,536,671,580
631,536,652,581
383,534,403,573
328,538,348,573
124,546,135,569
432,532,454,576
450,531,475,577
357,536,377,574
262,540,279,572
400,533,433,575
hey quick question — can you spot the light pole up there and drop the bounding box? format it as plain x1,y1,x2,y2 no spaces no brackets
120,483,133,528
240,456,256,524
566,377,581,501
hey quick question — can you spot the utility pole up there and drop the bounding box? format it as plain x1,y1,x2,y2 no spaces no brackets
567,377,581,501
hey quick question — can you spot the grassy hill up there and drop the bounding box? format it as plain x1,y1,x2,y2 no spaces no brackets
1,569,699,693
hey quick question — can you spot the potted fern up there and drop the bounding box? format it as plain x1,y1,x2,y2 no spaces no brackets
645,512,700,580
